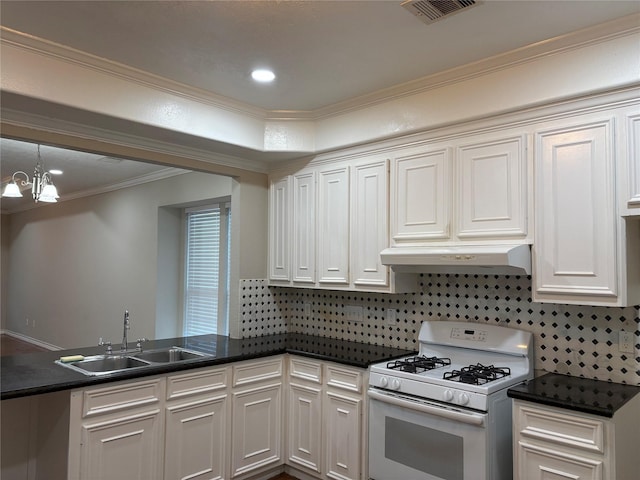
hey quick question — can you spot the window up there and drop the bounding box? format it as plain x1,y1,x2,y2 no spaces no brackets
183,202,230,336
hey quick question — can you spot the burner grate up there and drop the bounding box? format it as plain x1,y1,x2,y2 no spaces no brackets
443,363,511,385
387,355,451,374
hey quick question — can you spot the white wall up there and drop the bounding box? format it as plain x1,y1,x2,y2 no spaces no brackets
4,171,233,348
1,213,9,331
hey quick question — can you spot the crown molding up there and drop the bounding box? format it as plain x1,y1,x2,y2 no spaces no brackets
0,107,271,174
3,14,639,124
281,13,640,121
268,84,640,175
0,27,268,121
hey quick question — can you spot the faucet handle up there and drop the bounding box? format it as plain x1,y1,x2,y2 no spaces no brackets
99,338,113,354
136,338,149,352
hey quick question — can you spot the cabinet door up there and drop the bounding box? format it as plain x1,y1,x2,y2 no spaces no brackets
622,113,640,215
80,410,162,480
293,171,316,284
457,136,527,239
391,147,451,244
534,121,618,303
317,166,350,285
165,395,227,480
269,176,291,283
325,391,362,480
288,382,323,475
517,442,603,480
231,383,282,477
352,160,389,287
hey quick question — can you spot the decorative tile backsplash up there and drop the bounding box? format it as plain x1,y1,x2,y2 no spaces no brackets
239,276,640,385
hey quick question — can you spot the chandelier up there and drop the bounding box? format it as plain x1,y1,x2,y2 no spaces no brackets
2,144,60,203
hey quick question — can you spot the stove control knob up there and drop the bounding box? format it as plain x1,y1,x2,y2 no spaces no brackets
459,393,470,405
379,376,388,388
443,390,454,402
391,378,401,390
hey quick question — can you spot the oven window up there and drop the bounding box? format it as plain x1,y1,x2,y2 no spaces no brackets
384,417,463,480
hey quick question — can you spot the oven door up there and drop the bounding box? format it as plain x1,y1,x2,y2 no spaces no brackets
368,388,489,480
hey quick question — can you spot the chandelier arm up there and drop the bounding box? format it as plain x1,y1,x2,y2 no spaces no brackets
11,171,32,186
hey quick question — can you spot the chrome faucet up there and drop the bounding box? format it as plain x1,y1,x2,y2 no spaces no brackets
121,310,130,353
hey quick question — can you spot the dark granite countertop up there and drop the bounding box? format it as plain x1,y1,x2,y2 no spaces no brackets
1,333,415,400
507,372,640,418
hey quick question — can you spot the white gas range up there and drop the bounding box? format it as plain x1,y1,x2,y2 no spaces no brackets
368,320,533,480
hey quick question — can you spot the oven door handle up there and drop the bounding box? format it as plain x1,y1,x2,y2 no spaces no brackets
368,389,486,426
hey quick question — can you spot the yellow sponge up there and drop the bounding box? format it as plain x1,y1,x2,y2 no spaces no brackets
59,355,85,363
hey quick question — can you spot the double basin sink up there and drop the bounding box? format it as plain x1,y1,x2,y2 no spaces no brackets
55,347,211,376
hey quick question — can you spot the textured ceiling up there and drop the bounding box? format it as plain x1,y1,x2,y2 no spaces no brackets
1,1,639,212
1,1,638,111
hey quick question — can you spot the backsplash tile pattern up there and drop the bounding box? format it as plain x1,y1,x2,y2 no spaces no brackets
239,279,288,336
239,277,640,385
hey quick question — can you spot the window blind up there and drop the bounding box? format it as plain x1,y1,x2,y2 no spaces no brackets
184,206,221,336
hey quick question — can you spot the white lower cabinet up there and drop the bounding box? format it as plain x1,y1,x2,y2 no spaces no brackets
513,399,640,480
81,410,163,479
165,397,227,480
324,391,362,480
288,381,323,474
164,367,229,480
69,368,230,480
68,377,165,480
68,355,365,480
231,357,284,478
286,356,367,480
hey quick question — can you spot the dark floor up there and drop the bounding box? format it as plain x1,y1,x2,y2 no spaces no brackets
0,334,49,356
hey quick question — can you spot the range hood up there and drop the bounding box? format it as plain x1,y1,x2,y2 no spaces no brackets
380,244,531,275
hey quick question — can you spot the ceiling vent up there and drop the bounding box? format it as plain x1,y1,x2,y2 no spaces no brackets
401,0,478,24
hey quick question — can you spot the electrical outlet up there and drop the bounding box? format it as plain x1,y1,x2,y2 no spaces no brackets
344,305,363,322
619,331,634,354
386,309,398,326
304,303,311,319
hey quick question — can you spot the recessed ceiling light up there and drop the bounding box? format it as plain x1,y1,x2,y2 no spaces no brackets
49,169,63,175
251,69,275,83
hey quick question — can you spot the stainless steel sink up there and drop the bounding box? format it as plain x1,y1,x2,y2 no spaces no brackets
131,347,209,363
55,347,212,376
55,355,152,376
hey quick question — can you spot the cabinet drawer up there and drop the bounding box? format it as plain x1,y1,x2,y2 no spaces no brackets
326,364,363,393
516,402,605,454
82,378,163,418
167,366,227,401
289,357,322,384
233,357,283,387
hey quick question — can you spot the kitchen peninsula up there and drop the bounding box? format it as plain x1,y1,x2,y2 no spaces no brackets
1,333,413,480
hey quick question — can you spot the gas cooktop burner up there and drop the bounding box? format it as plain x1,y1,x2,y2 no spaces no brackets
443,363,511,385
387,356,452,374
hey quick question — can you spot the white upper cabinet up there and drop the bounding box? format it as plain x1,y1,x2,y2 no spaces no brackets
620,111,640,216
317,164,350,286
389,133,529,247
391,147,452,244
533,113,640,306
293,170,316,284
351,160,389,288
269,176,291,283
457,136,528,240
269,156,415,293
